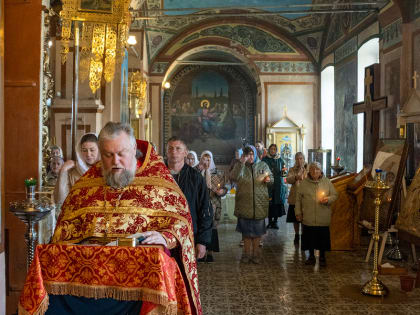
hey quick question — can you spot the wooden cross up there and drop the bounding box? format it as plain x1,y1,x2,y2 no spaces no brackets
353,64,388,165
413,71,419,89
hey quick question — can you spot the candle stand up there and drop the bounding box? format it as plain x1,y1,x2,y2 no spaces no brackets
9,180,54,270
361,170,390,297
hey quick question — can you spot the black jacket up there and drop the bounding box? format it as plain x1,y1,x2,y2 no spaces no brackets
170,163,213,246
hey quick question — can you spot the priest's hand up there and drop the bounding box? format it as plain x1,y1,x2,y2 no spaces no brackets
196,243,206,259
139,231,168,247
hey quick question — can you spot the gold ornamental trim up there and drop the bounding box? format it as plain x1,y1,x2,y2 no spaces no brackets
60,0,131,93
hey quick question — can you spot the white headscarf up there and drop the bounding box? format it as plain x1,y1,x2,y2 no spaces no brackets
200,150,216,172
200,150,216,189
187,150,199,167
75,133,99,175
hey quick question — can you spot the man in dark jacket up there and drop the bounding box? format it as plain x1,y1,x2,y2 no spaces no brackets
166,136,213,259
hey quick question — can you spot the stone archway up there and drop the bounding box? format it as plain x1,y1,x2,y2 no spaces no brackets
163,64,256,165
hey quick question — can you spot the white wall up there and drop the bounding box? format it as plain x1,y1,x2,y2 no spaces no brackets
321,66,335,158
262,75,318,155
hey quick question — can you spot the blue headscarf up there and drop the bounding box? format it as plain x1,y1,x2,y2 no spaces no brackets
245,145,259,163
237,148,243,158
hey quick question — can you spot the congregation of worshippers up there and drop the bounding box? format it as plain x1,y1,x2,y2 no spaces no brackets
47,127,334,267
21,119,419,315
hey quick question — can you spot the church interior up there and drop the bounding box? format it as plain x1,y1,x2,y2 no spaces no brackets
1,0,420,314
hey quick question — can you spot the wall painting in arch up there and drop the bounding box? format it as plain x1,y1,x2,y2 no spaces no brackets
335,58,357,172
163,66,255,165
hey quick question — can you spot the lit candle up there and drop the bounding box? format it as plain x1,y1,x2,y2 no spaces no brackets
319,191,325,202
217,183,221,189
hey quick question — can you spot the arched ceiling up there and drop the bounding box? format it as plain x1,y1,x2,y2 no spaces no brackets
130,0,390,68
162,45,261,88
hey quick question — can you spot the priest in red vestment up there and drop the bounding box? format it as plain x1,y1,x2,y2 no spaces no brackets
49,121,201,315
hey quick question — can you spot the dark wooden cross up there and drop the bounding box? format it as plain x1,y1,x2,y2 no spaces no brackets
413,71,419,89
353,63,388,166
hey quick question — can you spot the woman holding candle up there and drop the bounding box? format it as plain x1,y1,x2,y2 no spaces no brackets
286,152,308,243
196,150,227,262
295,162,338,267
262,144,286,229
231,145,273,264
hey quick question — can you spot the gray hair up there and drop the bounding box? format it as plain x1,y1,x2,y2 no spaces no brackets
98,122,136,150
308,161,322,170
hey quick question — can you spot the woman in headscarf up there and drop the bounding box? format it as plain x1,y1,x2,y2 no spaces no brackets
54,133,100,218
195,150,226,262
262,144,286,229
286,152,308,243
231,145,273,264
295,162,338,267
186,150,199,167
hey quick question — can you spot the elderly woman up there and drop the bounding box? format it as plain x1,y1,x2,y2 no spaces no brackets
195,150,226,262
45,156,64,187
262,144,286,229
231,145,273,264
54,133,100,218
295,162,338,267
186,150,199,167
286,152,308,243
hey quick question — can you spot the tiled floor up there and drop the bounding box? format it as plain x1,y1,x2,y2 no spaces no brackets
197,218,420,315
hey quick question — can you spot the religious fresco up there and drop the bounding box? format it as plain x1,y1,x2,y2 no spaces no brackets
163,66,255,165
381,18,402,51
335,58,357,172
384,58,400,138
182,25,296,54
163,0,313,18
138,0,327,64
325,7,382,50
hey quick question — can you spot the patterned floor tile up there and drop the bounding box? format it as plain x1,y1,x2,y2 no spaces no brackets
197,218,420,314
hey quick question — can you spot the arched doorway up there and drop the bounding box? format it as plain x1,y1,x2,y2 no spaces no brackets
163,64,257,165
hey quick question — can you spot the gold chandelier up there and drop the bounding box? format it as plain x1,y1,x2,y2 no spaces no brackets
60,0,131,93
129,71,147,118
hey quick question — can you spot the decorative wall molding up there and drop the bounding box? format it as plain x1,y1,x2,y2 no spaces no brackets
334,37,357,64
146,30,175,63
255,61,315,74
151,62,169,74
381,18,402,50
181,25,296,54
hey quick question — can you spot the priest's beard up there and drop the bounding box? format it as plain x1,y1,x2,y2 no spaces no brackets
102,158,137,189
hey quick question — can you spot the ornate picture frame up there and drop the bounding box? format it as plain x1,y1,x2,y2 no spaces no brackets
61,0,129,23
360,138,408,231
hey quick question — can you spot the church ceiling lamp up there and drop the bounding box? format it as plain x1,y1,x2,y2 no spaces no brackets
60,0,131,93
127,35,137,46
163,81,171,89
